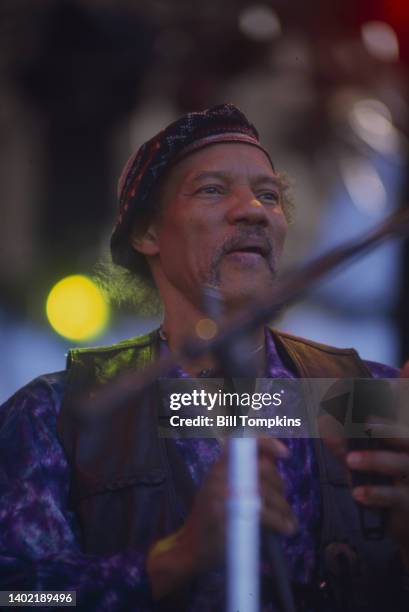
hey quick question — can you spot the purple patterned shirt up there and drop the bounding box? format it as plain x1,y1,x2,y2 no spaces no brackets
0,330,398,610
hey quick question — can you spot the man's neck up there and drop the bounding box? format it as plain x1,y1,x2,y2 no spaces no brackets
160,293,266,376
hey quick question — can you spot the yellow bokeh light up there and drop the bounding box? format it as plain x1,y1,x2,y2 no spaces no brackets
46,275,109,341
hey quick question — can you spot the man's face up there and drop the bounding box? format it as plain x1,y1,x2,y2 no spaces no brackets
137,142,288,309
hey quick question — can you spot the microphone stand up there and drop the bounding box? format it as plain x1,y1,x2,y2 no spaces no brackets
220,339,296,612
202,286,296,612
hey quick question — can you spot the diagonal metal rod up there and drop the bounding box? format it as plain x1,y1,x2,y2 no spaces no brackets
80,207,409,415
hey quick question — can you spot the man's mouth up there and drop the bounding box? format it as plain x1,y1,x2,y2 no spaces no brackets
227,246,266,256
224,239,270,261
209,235,275,285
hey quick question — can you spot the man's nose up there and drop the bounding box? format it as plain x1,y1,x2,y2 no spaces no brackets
225,188,269,226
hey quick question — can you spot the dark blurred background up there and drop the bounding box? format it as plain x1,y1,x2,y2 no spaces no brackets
1,0,408,402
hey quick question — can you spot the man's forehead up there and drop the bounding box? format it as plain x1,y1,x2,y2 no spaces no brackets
169,143,276,185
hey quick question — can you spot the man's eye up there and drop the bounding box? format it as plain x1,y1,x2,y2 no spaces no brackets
258,191,280,204
197,185,224,195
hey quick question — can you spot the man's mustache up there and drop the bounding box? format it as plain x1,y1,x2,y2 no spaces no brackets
220,231,273,260
209,228,276,285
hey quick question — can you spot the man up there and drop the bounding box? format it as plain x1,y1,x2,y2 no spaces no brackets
1,104,409,611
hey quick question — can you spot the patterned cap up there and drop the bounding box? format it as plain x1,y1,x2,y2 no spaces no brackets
110,103,274,272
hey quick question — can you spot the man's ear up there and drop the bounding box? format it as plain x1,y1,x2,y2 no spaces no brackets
130,223,159,256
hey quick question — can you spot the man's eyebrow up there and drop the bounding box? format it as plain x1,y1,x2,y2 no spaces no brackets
188,171,280,185
189,171,231,183
251,174,281,187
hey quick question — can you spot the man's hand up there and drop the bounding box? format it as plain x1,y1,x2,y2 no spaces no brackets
345,362,409,570
147,437,297,600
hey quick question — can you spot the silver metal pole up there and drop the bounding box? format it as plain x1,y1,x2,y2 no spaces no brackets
227,437,261,612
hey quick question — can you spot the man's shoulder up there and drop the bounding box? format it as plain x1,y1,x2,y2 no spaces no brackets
270,328,399,377
64,329,160,386
1,330,159,419
66,329,159,367
0,370,68,425
272,328,362,356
